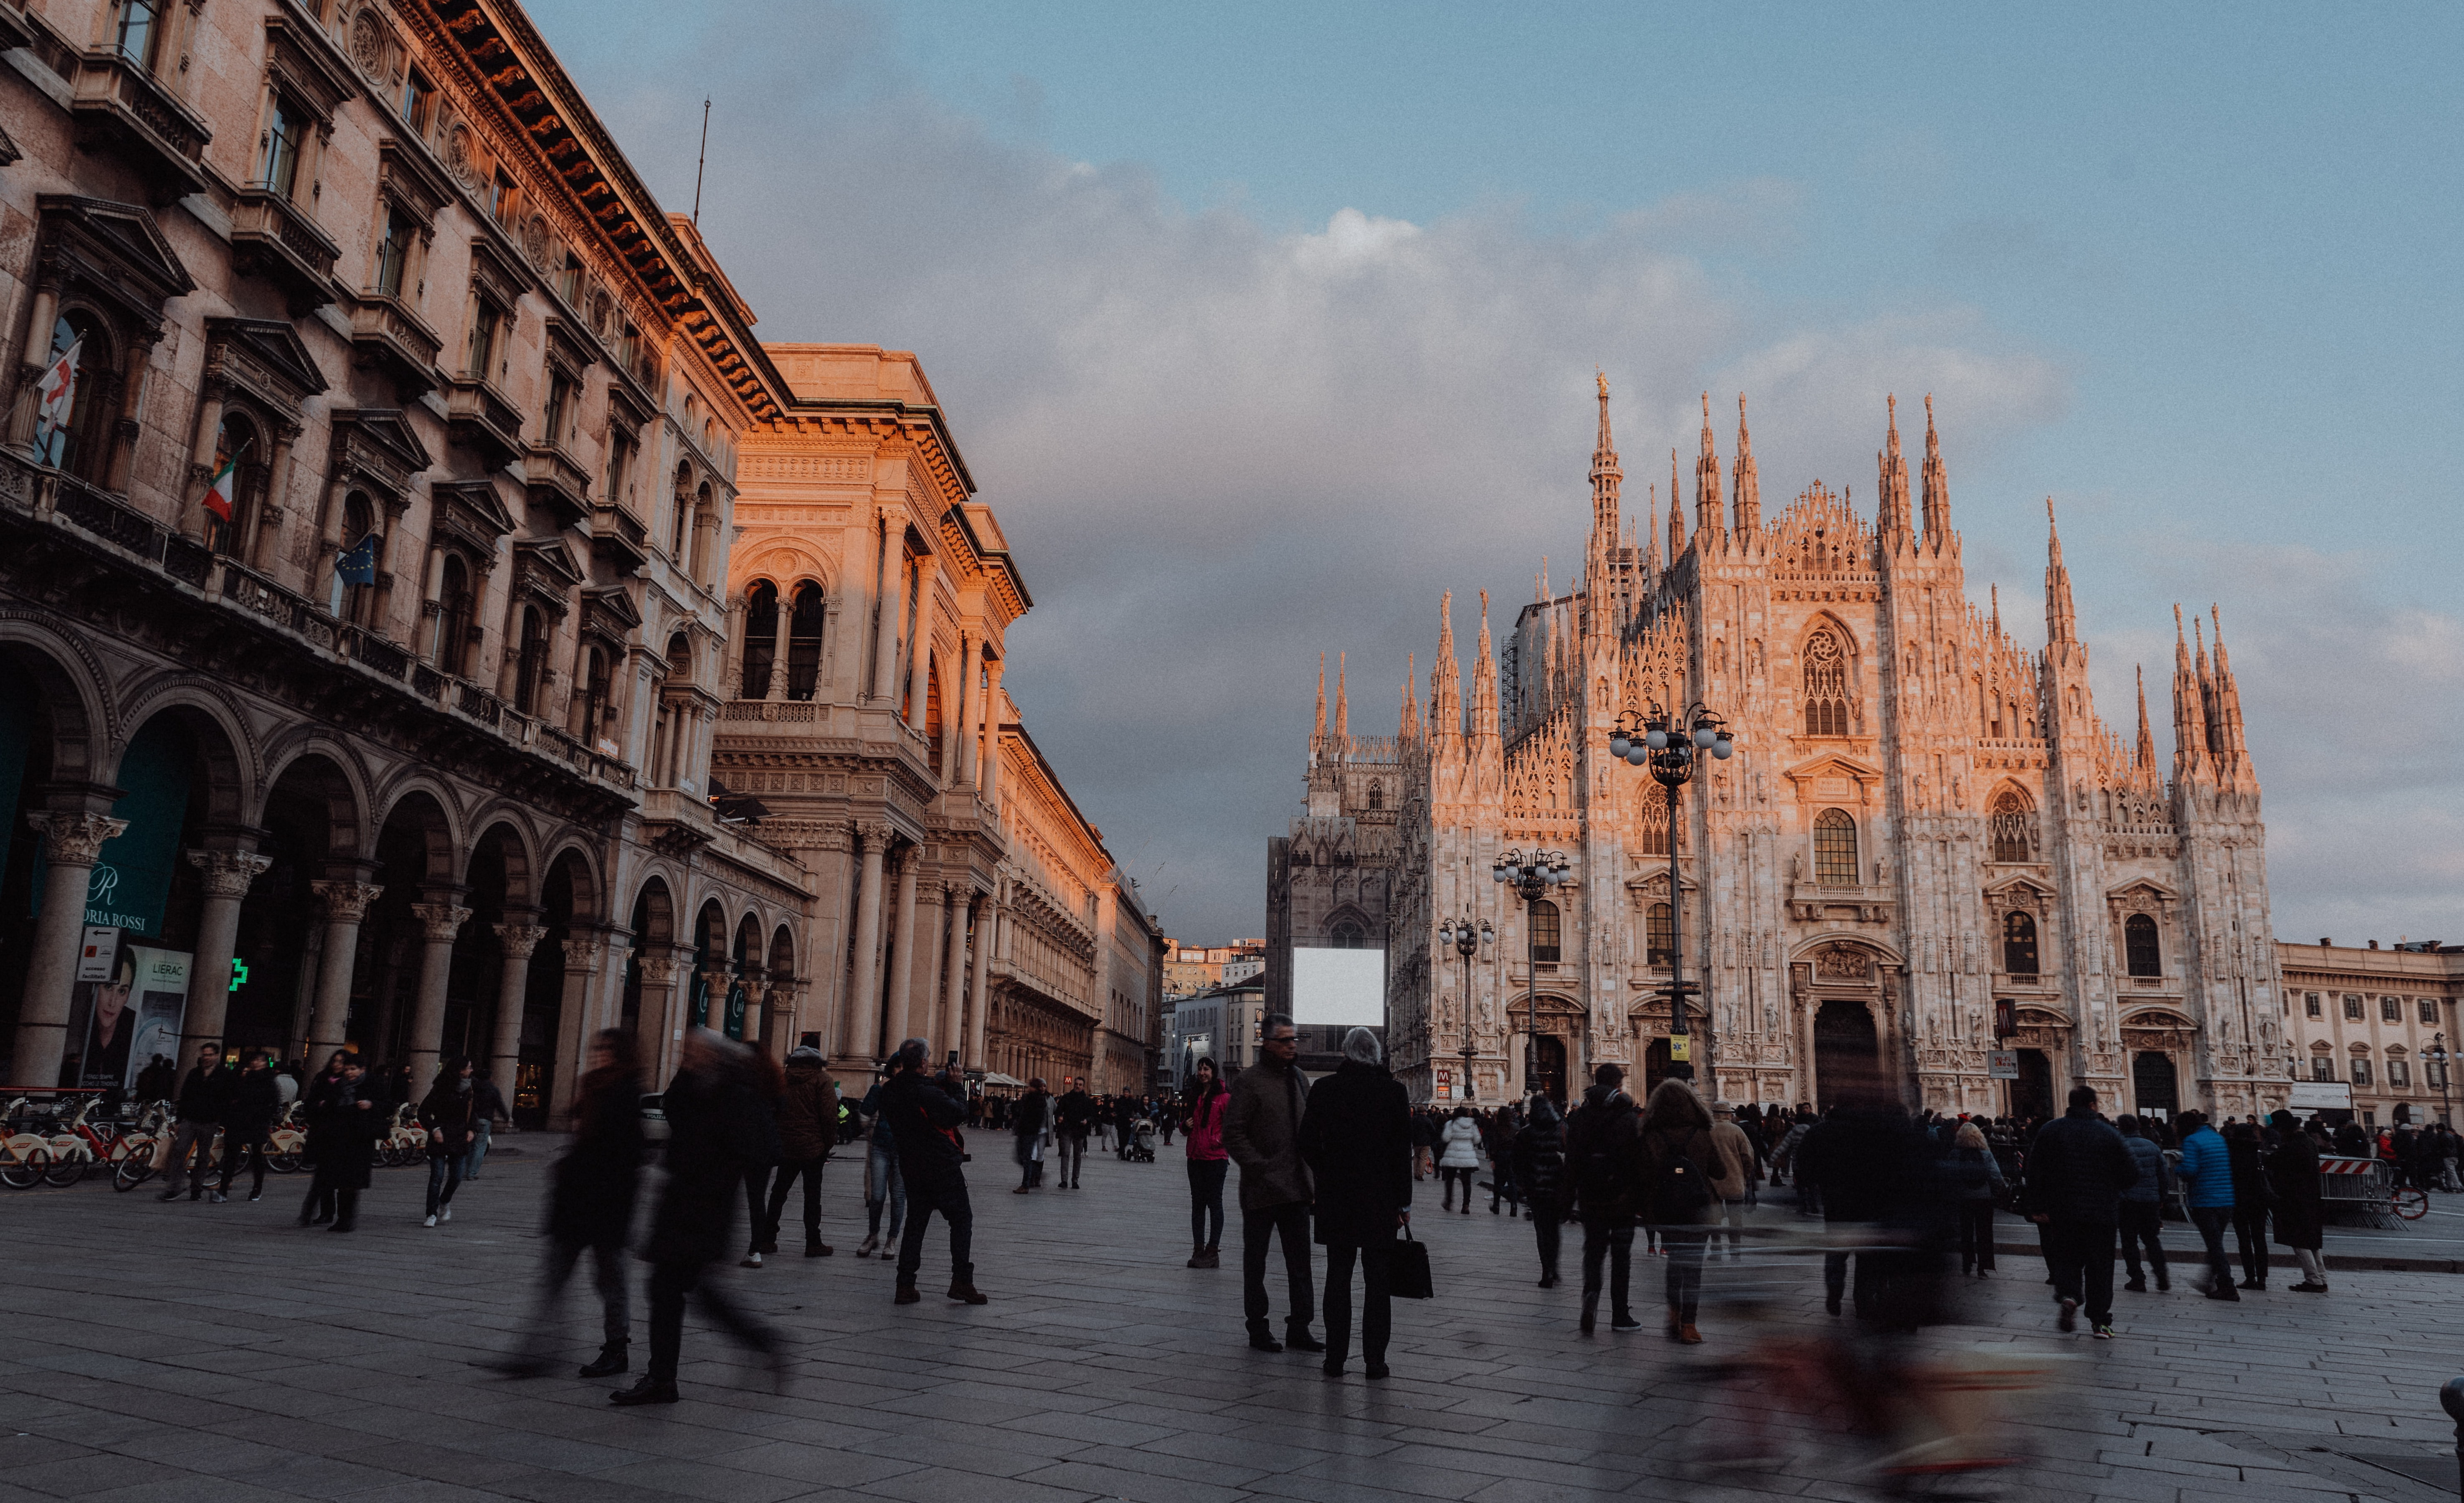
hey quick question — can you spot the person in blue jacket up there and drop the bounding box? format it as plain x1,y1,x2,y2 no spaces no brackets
2172,1109,2238,1301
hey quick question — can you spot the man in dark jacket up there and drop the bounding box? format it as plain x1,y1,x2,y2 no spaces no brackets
1298,1029,1412,1379
2022,1085,2139,1337
880,1036,986,1306
500,1027,643,1380
1054,1078,1095,1188
612,1031,782,1406
159,1043,232,1201
1513,1096,1569,1287
2266,1111,2329,1293
306,1055,381,1232
1564,1064,1641,1335
763,1045,839,1258
2115,1115,2171,1293
1224,1014,1318,1353
215,1049,283,1202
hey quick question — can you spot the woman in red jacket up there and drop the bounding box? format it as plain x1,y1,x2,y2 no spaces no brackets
1184,1058,1230,1268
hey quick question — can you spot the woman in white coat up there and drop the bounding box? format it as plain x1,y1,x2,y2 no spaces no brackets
1437,1106,1483,1214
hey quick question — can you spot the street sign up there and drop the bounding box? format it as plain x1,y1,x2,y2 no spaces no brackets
1435,1068,1452,1102
1988,1049,2019,1080
76,926,120,982
2289,1081,2353,1111
1668,1035,1691,1063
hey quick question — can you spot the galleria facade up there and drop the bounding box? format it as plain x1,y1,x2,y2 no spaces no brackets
1283,381,2286,1122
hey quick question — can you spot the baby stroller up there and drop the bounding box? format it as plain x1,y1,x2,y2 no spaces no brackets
1126,1119,1159,1163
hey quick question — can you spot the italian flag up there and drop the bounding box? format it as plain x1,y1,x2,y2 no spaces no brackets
201,452,239,521
33,337,79,439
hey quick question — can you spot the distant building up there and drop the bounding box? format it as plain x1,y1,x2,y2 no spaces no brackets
2278,938,2464,1127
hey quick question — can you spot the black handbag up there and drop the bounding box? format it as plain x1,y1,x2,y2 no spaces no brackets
1389,1225,1433,1300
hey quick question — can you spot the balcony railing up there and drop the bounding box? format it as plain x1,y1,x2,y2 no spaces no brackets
522,443,591,527
444,376,524,470
350,294,442,398
66,47,210,203
229,188,340,314
720,699,821,722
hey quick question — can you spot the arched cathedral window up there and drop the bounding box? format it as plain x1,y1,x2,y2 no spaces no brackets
1813,808,1857,886
1645,902,1673,966
1989,788,2036,863
1803,628,1851,737
1528,900,1561,963
2124,913,2161,977
1366,781,1382,810
2002,911,2040,976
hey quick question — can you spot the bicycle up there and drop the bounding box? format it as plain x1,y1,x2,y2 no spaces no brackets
112,1100,174,1192
0,1098,50,1190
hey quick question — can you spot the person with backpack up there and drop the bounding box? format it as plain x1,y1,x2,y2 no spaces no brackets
1636,1079,1734,1344
2115,1115,2171,1293
880,1038,986,1306
1512,1096,1569,1287
1944,1121,2007,1276
1564,1063,1642,1335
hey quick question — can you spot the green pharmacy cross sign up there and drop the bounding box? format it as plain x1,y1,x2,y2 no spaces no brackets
228,958,249,993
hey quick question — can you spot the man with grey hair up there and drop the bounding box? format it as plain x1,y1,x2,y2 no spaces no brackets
1223,1013,1320,1353
1300,1027,1412,1377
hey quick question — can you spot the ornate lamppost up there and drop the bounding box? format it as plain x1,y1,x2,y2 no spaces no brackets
1609,702,1735,1083
1491,850,1570,1100
2429,1032,2452,1129
1435,915,1493,1102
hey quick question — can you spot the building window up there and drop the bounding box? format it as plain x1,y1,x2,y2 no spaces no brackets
2352,1058,2372,1088
2002,911,2040,977
1813,809,1856,887
433,553,474,675
399,68,434,135
1366,781,1382,811
2304,992,2322,1018
2124,913,2161,977
330,491,376,620
464,299,501,381
1989,789,2035,863
604,428,632,507
558,252,583,306
490,170,518,224
512,606,548,716
1528,900,1560,964
117,0,162,66
542,370,572,449
2311,1055,2334,1082
373,205,411,297
260,94,306,197
1645,902,1673,967
572,646,609,740
2389,1058,2411,1088
35,311,112,481
740,580,778,698
202,412,260,555
2344,994,2365,1020
786,582,826,700
1803,628,1851,737
2424,998,2442,1025
1331,921,1365,950
2383,995,2403,1023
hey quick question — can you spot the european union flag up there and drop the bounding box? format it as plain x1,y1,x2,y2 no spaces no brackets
336,532,378,585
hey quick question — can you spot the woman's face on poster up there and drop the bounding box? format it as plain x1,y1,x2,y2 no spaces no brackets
93,977,132,1037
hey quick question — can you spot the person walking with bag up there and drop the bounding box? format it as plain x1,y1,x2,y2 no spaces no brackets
418,1059,479,1227
1223,1014,1320,1354
762,1045,839,1259
1636,1079,1731,1344
499,1029,643,1380
1183,1058,1230,1268
856,1085,905,1258
1513,1096,1569,1287
1011,1078,1050,1192
1298,1028,1411,1379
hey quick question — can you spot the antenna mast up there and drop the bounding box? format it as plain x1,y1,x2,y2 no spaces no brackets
692,97,711,224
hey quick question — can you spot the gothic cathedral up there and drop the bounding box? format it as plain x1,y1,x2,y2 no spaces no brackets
1287,377,2285,1121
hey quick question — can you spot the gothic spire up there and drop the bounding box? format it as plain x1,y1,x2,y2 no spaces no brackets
1667,449,1687,559
2134,663,2157,776
2193,615,2217,757
1334,651,1349,741
1313,652,1326,747
1919,392,1950,546
1643,482,1662,575
1731,392,1760,538
1877,394,1914,539
2209,604,2253,786
1589,369,1622,545
1693,392,1724,548
1989,583,2001,639
1471,590,1499,743
1431,590,1462,746
1399,654,1419,745
2044,498,2078,645
2172,603,2211,785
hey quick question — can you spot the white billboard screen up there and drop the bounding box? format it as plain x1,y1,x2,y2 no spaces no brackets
1292,947,1385,1027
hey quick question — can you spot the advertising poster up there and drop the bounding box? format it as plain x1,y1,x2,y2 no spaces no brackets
64,946,189,1093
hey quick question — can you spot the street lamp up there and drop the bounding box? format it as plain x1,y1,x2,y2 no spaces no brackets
1436,915,1493,1102
1608,701,1735,1083
1492,848,1571,1101
2429,1032,2451,1128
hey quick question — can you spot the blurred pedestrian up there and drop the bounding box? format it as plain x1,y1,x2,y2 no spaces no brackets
418,1058,479,1228
2266,1111,2329,1293
307,1054,379,1233
2173,1109,2237,1301
1944,1121,2005,1276
1183,1057,1230,1268
857,1081,905,1258
763,1043,839,1259
2021,1085,2138,1338
1566,1063,1641,1335
499,1029,642,1380
736,1048,786,1268
879,1038,986,1306
1638,1079,1729,1344
465,1069,512,1179
1513,1094,1568,1287
1709,1101,1758,1258
1224,1013,1319,1354
2116,1115,2171,1293
612,1030,783,1405
1011,1078,1050,1192
1299,1028,1410,1379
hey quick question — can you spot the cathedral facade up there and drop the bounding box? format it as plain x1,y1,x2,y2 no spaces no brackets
1310,379,2287,1121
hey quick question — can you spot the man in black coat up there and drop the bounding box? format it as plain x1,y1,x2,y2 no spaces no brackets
1054,1078,1095,1188
612,1031,781,1406
305,1055,381,1232
501,1028,644,1380
879,1036,987,1306
1564,1063,1642,1335
159,1043,232,1202
215,1049,283,1202
2022,1084,2139,1338
1512,1096,1569,1288
1298,1028,1412,1379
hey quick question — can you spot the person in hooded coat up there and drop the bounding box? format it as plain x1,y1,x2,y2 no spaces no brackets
611,1030,783,1406
499,1028,643,1379
417,1058,480,1227
2266,1111,2328,1293
763,1045,839,1258
1564,1063,1642,1334
1635,1079,1734,1344
1512,1094,1569,1287
1297,1028,1411,1379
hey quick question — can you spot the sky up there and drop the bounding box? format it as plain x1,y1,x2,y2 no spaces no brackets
527,0,2464,947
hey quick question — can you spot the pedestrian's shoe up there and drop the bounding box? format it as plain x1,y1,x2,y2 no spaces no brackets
2288,1281,2328,1293
1677,1324,1704,1345
1284,1326,1326,1354
1011,1186,1032,1194
1610,1311,1643,1333
740,1252,764,1268
157,1187,181,1202
209,1190,228,1203
578,1344,629,1379
2237,1278,2264,1290
441,1206,452,1223
609,1376,679,1406
1197,1246,1220,1269
1459,1204,1468,1215
1824,1293,1842,1316
423,1214,439,1227
856,1234,879,1258
805,1238,832,1258
1186,1244,1207,1268
329,1219,355,1233
2057,1298,2078,1332
1579,1294,1598,1335
1247,1326,1284,1353
1363,1363,1390,1380
759,1239,778,1256
2091,1324,2117,1340
947,1280,989,1305
247,1190,261,1203
2154,1273,2171,1292
2203,1285,2239,1302
1537,1274,1558,1288
1321,1359,1345,1377
894,1280,921,1306
2123,1278,2147,1293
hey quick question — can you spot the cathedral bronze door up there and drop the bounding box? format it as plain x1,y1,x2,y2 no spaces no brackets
1812,998,1879,1107
1529,1033,1568,1105
2012,1049,2055,1122
2132,1051,2180,1117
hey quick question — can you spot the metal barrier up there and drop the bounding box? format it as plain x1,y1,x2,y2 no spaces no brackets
2320,1154,2400,1229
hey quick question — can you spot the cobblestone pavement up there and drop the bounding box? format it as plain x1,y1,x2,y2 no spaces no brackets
2,1143,2456,1503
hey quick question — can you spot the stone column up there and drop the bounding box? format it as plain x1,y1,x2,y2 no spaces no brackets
764,982,796,1057
846,823,891,1060
955,635,979,788
738,966,766,1046
634,951,678,1088
404,898,472,1082
979,657,1006,807
11,811,128,1085
767,596,792,699
938,884,969,1067
304,878,384,1064
181,849,273,1064
549,933,603,1122
885,849,922,1051
906,559,938,734
966,894,994,1071
488,919,548,1107
869,518,901,705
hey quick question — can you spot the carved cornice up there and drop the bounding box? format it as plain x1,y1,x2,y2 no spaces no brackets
309,879,385,924
493,921,549,960
411,902,473,942
561,936,604,971
184,849,273,899
27,811,127,865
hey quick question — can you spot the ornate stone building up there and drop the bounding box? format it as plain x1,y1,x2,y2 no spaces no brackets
1337,378,2285,1118
1265,654,1399,1016
0,0,811,1116
713,344,1161,1092
2279,938,2464,1127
